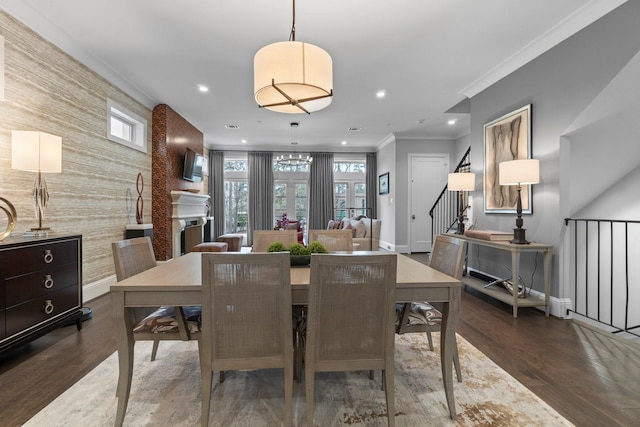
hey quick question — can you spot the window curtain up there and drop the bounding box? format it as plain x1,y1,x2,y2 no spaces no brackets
248,152,274,246
209,150,225,240
366,152,377,218
308,152,334,230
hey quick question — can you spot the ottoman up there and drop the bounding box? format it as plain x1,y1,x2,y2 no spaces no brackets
216,234,243,252
191,242,228,252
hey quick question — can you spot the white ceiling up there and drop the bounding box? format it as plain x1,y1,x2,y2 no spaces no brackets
0,0,625,152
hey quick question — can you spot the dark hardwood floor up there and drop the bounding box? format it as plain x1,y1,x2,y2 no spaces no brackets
1,255,640,426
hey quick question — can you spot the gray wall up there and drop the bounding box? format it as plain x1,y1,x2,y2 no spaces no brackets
467,0,640,297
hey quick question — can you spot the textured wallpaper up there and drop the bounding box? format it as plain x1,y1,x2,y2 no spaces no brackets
0,11,152,286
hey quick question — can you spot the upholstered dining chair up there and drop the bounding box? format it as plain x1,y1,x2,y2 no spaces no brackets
395,234,468,382
200,252,294,427
305,253,397,427
111,237,200,362
252,229,298,252
308,229,353,252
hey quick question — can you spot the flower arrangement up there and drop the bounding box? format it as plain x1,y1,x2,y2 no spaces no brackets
280,212,289,229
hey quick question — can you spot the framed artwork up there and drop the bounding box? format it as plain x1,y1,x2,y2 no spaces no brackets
484,104,532,213
378,172,389,195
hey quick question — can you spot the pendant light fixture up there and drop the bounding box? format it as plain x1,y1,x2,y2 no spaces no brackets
254,0,333,114
275,122,313,166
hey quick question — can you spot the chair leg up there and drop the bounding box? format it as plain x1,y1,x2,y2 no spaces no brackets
454,340,462,382
219,370,225,383
383,368,395,427
284,360,293,427
150,340,160,361
426,331,434,351
305,370,315,427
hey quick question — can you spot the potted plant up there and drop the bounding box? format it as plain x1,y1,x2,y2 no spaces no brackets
267,241,327,266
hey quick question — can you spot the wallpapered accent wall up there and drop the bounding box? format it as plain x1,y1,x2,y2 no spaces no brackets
0,11,152,286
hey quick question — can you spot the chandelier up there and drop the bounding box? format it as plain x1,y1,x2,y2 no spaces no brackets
276,123,313,166
253,0,333,114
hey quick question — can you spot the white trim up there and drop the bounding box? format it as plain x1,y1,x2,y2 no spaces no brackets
83,275,115,303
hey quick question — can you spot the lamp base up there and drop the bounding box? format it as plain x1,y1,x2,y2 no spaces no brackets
23,229,51,238
510,228,529,244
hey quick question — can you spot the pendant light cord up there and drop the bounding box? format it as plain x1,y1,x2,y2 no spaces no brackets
289,0,296,41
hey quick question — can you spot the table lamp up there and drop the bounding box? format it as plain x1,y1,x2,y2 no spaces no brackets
11,130,62,235
448,172,476,234
499,159,539,244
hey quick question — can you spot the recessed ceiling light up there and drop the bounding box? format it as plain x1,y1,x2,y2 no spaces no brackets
348,127,362,132
224,124,239,129
376,90,386,98
241,139,247,143
448,119,457,125
341,141,347,145
198,84,209,93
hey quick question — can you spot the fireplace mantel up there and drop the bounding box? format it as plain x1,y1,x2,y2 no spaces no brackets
171,191,210,259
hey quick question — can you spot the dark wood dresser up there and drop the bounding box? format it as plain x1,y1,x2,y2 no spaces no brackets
0,234,83,355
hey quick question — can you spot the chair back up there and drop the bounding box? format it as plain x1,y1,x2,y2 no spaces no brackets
308,229,353,252
306,253,397,371
429,235,468,280
252,229,298,252
201,252,293,367
111,237,157,281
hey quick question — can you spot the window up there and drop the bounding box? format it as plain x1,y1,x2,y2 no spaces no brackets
333,156,366,219
107,98,147,153
223,158,248,234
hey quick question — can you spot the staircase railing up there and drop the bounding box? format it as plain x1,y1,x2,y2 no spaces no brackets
564,218,640,339
429,147,471,242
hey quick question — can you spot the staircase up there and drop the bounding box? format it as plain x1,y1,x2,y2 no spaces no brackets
429,147,471,243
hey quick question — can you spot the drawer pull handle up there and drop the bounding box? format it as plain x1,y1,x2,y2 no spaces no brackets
43,274,54,289
43,250,54,264
44,300,54,315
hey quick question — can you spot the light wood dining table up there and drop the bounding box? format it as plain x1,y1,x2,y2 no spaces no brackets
110,252,461,426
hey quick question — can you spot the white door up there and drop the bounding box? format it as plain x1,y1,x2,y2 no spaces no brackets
410,155,448,252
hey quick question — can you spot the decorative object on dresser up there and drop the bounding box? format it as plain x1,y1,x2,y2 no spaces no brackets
0,235,83,355
135,172,144,224
0,196,17,241
463,229,513,241
498,158,540,244
11,131,62,236
447,172,476,235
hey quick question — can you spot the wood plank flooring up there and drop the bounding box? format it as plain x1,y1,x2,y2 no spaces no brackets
1,254,639,426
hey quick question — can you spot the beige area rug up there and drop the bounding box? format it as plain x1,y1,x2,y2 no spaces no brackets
24,334,572,426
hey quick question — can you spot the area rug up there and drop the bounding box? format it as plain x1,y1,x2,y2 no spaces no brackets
24,333,572,426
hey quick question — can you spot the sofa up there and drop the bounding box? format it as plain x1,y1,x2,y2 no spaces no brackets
327,217,381,251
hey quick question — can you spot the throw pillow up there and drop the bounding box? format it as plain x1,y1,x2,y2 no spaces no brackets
354,219,366,238
343,221,354,236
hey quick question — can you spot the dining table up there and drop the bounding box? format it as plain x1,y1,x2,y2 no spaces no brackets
110,251,461,426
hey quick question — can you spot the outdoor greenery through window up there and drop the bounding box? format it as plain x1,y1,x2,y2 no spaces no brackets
223,159,248,234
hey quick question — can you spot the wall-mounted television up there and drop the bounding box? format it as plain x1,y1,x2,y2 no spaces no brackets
182,148,204,182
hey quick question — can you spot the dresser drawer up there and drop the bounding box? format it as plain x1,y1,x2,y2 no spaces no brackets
5,285,80,337
4,263,79,308
1,239,79,278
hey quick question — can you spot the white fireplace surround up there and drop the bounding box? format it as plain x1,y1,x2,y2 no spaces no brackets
171,191,210,259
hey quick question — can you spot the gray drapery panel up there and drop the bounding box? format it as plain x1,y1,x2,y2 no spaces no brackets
366,152,377,218
209,150,225,239
248,152,274,246
308,152,334,230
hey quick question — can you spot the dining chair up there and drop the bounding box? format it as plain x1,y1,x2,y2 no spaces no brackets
395,234,467,381
252,229,298,252
200,252,293,427
308,229,353,252
111,237,200,361
305,253,397,427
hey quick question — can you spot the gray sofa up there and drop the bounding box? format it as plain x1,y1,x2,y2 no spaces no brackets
327,217,381,250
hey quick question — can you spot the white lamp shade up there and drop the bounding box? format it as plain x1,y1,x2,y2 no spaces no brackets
448,172,476,191
11,130,62,173
254,41,333,113
499,159,539,185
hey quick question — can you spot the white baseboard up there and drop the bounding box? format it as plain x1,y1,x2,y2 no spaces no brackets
378,240,410,253
83,275,115,304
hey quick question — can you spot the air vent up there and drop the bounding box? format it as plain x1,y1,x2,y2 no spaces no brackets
224,124,240,129
348,127,362,132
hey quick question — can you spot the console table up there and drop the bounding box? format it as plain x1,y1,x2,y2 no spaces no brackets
0,234,83,354
457,235,552,318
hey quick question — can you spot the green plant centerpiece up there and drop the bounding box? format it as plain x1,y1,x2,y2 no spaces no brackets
267,241,327,266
